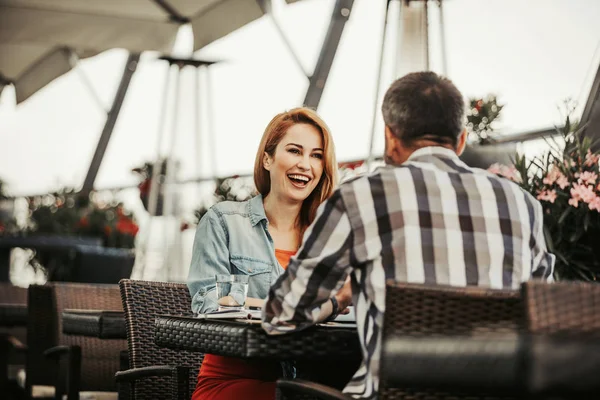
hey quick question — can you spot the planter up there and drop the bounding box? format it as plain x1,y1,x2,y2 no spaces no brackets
66,246,135,284
0,235,134,284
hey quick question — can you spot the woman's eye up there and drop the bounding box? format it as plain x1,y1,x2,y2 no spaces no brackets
288,148,300,154
312,153,323,159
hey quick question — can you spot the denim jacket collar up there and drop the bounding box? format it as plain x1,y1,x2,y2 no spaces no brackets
247,194,268,227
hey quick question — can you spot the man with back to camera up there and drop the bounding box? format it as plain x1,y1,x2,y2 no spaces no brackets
262,71,555,399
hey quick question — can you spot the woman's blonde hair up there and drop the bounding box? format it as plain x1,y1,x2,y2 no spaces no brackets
253,107,338,231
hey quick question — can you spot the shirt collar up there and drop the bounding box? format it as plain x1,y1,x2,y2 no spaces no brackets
406,146,459,162
247,194,268,227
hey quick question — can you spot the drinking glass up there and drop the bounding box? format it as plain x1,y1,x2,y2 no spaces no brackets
216,274,249,311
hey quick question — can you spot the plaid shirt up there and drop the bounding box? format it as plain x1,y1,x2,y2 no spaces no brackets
262,146,554,399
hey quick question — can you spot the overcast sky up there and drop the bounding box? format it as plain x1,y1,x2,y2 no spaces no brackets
1,0,599,199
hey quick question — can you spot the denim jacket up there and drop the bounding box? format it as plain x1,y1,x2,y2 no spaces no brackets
187,195,285,314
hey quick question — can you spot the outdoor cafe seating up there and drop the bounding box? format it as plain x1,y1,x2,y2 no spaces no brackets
2,278,600,400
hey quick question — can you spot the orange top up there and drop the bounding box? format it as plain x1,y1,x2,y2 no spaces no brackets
193,249,298,400
275,248,296,270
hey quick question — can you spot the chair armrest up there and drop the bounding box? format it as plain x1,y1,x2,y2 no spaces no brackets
43,345,82,400
116,366,190,400
0,333,27,353
276,379,353,400
115,365,182,382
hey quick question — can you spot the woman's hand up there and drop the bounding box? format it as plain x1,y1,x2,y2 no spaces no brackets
244,297,265,309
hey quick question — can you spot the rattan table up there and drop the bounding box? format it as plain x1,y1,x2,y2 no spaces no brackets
154,315,360,360
154,315,362,390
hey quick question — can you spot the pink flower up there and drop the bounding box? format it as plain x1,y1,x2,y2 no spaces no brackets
589,196,600,212
570,183,597,205
537,190,557,203
556,175,570,189
543,165,561,185
569,198,579,208
584,149,600,167
578,171,597,186
488,163,502,175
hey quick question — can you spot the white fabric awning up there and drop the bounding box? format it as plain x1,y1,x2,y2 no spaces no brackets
0,0,301,103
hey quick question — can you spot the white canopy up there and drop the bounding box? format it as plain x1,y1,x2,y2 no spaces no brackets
0,0,300,103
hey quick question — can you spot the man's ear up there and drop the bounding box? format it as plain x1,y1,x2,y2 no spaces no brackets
456,128,467,156
263,152,272,171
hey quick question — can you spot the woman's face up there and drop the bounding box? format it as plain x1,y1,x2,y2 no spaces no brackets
263,123,325,204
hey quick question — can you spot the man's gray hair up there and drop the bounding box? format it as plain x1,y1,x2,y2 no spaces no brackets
381,71,465,146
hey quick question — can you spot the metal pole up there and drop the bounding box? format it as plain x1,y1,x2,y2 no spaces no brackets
367,1,393,167
194,67,203,199
438,0,448,76
205,66,217,177
80,53,140,195
303,0,355,109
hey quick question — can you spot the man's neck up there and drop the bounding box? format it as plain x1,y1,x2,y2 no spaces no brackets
263,193,302,231
388,142,456,166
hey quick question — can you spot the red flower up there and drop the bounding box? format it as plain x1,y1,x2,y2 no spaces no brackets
116,218,139,236
475,99,484,111
138,179,151,196
180,222,190,232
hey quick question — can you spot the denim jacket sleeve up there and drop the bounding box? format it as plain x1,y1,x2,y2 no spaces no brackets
187,208,231,314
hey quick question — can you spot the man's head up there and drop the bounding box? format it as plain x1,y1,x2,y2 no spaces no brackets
382,71,467,165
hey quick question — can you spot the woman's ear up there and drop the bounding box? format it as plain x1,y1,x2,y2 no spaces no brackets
263,152,272,171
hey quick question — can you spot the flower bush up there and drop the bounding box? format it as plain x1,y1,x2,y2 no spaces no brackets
488,114,600,281
466,95,504,144
25,189,139,248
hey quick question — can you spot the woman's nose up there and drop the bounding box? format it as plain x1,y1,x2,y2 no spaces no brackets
297,155,310,170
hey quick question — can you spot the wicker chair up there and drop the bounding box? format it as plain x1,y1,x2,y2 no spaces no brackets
522,280,600,398
26,283,126,399
0,283,28,398
523,280,600,338
277,281,524,400
116,279,203,400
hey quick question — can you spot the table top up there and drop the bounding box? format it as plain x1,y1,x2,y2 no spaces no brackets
155,315,361,361
62,309,126,339
0,303,27,327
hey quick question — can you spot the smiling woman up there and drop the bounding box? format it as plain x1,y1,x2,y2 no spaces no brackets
187,107,342,400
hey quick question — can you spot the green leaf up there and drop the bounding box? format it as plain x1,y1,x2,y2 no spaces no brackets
558,207,572,225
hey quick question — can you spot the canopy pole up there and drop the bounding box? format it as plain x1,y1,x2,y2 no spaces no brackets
367,1,394,168
80,52,140,195
303,0,354,109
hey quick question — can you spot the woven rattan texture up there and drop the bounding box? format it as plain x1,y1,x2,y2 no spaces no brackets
120,279,202,400
26,285,59,390
0,283,27,345
524,280,600,337
53,283,126,392
155,317,360,361
380,282,524,400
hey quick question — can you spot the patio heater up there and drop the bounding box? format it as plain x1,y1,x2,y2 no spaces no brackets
136,56,219,282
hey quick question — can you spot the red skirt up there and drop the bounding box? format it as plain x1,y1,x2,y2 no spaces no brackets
192,354,280,400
